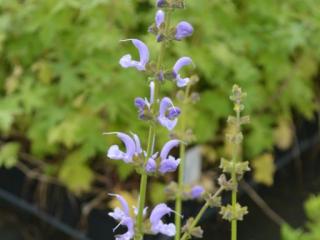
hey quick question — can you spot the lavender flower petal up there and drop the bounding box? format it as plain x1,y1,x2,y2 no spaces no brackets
119,39,149,71
159,156,180,174
150,203,176,236
145,152,158,173
191,186,205,199
134,97,146,109
109,193,130,217
131,133,142,155
159,140,180,174
175,21,193,40
106,132,136,163
109,207,127,222
107,145,126,161
155,10,165,28
158,97,180,130
114,217,135,240
167,107,181,119
173,57,193,87
160,139,180,160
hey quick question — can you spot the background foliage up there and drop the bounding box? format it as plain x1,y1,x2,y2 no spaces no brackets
282,195,320,240
0,0,319,193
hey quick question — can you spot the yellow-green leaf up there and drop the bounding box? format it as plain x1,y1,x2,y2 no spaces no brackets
251,153,275,186
273,118,293,150
0,142,20,168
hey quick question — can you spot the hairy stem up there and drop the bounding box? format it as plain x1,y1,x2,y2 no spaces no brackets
134,9,172,240
180,186,224,240
231,109,241,240
175,84,191,240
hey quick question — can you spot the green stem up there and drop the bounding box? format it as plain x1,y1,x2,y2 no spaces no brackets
180,187,224,240
134,9,172,240
231,110,241,240
175,84,191,240
175,142,185,240
135,126,154,240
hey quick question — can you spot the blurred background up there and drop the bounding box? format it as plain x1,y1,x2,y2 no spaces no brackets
0,0,320,239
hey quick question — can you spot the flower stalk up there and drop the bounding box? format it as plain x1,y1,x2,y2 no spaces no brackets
135,8,173,240
218,85,250,240
180,186,225,240
175,83,192,240
230,86,244,240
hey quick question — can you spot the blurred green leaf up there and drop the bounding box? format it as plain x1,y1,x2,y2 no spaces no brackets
0,142,20,168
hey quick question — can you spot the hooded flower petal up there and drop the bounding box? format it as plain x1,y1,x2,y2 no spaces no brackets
173,57,193,87
109,194,135,240
175,21,193,40
150,203,176,236
106,132,137,163
159,140,180,174
190,186,205,199
114,217,135,240
158,97,181,130
155,10,165,28
119,39,149,71
131,133,142,155
109,194,130,217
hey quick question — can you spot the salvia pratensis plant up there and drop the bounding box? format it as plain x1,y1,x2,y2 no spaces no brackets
105,1,250,240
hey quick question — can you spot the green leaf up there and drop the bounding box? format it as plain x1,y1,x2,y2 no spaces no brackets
251,153,275,186
0,142,20,168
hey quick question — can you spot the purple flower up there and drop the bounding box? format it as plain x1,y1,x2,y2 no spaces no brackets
159,139,180,174
158,97,181,130
145,140,180,174
175,21,193,40
109,194,130,221
114,217,134,240
105,132,142,163
134,81,155,119
150,203,176,236
108,194,135,240
155,10,165,28
145,152,158,173
173,57,193,87
190,186,205,199
156,0,166,7
119,39,149,71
